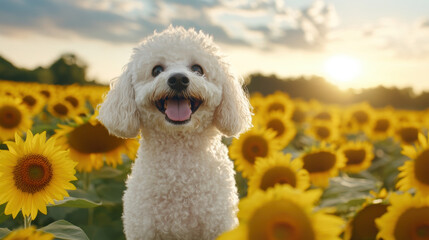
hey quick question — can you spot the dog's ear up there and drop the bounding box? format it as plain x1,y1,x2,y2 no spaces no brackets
97,69,140,138
214,72,252,137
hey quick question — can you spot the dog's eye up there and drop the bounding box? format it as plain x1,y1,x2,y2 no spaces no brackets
152,65,164,77
191,64,204,75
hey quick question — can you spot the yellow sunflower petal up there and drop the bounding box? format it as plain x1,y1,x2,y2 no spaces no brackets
0,131,77,219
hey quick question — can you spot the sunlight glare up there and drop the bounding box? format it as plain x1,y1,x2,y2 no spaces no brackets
324,55,362,85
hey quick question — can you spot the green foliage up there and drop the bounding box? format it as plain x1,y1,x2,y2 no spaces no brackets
0,54,96,85
0,228,11,239
320,176,378,208
247,73,429,110
52,198,102,209
40,220,89,240
49,54,87,85
0,204,10,224
0,162,131,239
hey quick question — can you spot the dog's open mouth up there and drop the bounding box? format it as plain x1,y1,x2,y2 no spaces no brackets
155,96,203,124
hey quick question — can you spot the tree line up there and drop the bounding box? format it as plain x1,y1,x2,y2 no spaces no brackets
1,54,428,110
0,54,97,85
246,73,429,110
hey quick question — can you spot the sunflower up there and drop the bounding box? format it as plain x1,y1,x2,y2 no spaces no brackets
218,185,344,240
61,86,89,116
38,84,55,101
306,120,340,143
394,121,422,146
248,152,310,195
262,91,294,118
295,143,346,187
311,104,341,126
47,97,78,120
83,85,110,110
395,109,420,123
344,201,388,240
343,102,374,133
0,97,33,142
3,226,54,240
365,109,397,141
0,80,20,98
290,99,309,125
249,92,265,115
229,127,282,178
397,133,429,195
376,192,429,240
343,188,389,240
253,111,296,148
19,90,46,116
54,113,139,172
339,141,374,173
0,131,76,219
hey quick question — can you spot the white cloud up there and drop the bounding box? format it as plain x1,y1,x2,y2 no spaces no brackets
208,0,339,50
0,0,339,49
328,18,429,59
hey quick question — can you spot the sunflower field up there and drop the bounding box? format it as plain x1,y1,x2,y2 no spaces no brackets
1,79,429,240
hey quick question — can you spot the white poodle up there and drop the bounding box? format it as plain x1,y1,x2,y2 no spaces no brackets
98,26,252,240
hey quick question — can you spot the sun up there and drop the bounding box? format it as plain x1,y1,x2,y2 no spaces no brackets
324,55,362,86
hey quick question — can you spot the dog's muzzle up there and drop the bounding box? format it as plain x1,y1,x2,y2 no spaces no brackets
155,73,203,125
168,73,189,92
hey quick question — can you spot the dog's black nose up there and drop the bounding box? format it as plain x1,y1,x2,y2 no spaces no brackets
168,73,189,91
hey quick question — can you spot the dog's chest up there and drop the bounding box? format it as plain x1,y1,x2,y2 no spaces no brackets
124,138,237,239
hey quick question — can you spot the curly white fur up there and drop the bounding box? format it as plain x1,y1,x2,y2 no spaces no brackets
98,26,252,240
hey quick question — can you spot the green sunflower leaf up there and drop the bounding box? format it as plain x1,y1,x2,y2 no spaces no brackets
92,166,124,179
0,203,10,224
320,175,379,207
96,182,125,204
0,228,11,239
40,220,89,240
51,197,102,208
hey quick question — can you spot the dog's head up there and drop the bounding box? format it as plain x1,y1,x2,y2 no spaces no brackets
98,26,252,138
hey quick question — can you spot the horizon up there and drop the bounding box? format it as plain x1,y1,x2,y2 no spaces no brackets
2,53,426,97
1,0,428,93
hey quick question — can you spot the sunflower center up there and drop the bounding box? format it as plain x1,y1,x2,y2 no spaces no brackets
416,225,429,239
414,150,429,185
352,110,369,124
374,119,390,132
314,112,331,121
248,200,315,240
13,154,53,193
302,151,336,173
344,149,366,165
65,96,79,108
267,119,285,137
268,103,285,113
40,90,51,98
269,219,298,240
68,122,125,154
292,109,305,123
316,126,330,140
22,95,37,107
260,167,297,190
0,105,22,129
350,203,388,240
53,103,69,116
394,207,429,240
242,135,269,164
400,127,419,144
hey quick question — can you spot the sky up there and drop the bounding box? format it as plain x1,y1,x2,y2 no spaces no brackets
0,0,429,92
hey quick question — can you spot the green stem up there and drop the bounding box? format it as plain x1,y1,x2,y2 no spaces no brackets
23,215,32,229
83,172,94,226
83,172,91,191
88,208,94,226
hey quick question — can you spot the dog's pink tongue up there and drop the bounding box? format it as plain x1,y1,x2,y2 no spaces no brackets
165,99,192,121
